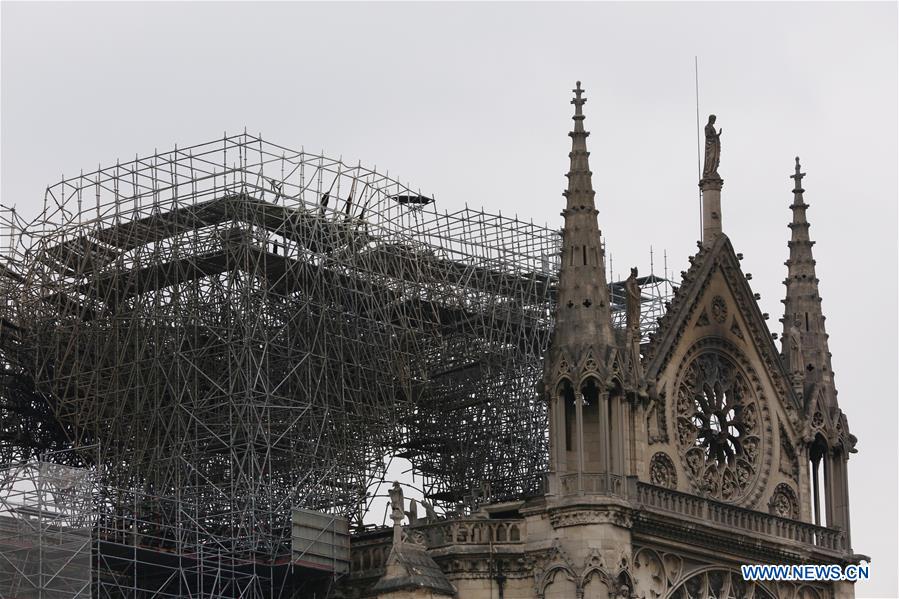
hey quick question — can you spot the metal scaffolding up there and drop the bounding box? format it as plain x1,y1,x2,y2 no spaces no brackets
0,456,95,599
0,134,674,597
2,207,80,467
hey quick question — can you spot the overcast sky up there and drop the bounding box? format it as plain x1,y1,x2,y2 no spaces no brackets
2,2,896,596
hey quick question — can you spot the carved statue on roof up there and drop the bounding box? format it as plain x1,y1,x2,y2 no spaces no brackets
702,114,723,180
625,267,641,331
389,481,405,544
419,498,438,523
786,319,804,378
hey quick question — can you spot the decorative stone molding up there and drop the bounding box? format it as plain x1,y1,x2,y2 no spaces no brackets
402,529,428,547
582,350,599,375
837,410,858,453
730,316,745,341
769,483,800,520
686,568,769,598
779,425,800,484
812,410,825,430
699,177,724,192
647,385,669,444
549,505,633,530
528,540,577,598
628,547,836,599
711,295,727,324
557,357,572,379
632,547,666,599
582,547,606,574
529,542,639,599
649,452,677,490
421,519,525,548
438,555,529,580
696,309,710,327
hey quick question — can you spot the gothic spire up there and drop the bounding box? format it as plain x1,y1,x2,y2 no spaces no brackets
566,81,593,209
781,157,834,392
551,81,614,354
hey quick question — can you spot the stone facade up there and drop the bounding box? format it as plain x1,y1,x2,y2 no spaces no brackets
341,83,863,599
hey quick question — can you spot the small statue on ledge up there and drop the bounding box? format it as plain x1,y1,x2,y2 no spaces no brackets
624,267,641,332
702,114,723,180
388,481,405,544
786,318,805,381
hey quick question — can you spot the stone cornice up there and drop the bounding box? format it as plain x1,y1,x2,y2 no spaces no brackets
632,481,849,562
632,509,851,567
548,504,633,529
699,177,724,191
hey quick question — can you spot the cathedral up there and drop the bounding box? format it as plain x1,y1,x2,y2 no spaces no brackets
344,83,864,599
0,80,865,599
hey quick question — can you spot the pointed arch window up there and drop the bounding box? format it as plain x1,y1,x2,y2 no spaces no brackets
809,433,829,527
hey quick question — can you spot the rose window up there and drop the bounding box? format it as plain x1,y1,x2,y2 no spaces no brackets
676,351,763,503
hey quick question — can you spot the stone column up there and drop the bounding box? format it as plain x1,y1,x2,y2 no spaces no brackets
609,396,626,476
841,455,852,548
797,444,813,523
550,391,562,474
617,396,628,475
632,402,648,479
546,390,559,495
575,388,585,490
700,177,723,246
823,450,835,528
599,392,611,473
624,401,634,476
830,451,852,548
609,396,618,475
811,455,821,526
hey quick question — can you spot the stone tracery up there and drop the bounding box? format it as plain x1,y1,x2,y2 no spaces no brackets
649,452,677,489
769,482,800,520
668,568,776,599
675,346,768,503
711,295,728,324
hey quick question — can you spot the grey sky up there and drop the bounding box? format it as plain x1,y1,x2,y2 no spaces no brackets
2,2,896,596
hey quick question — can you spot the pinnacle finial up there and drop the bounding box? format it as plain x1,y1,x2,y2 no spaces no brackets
572,81,586,113
790,156,805,193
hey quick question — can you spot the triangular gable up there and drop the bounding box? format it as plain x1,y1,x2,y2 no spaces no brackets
805,384,835,431
644,235,802,415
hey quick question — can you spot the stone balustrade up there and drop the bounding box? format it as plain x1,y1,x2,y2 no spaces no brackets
421,518,525,548
634,481,845,553
348,519,525,576
349,480,845,580
559,472,628,497
350,541,391,576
